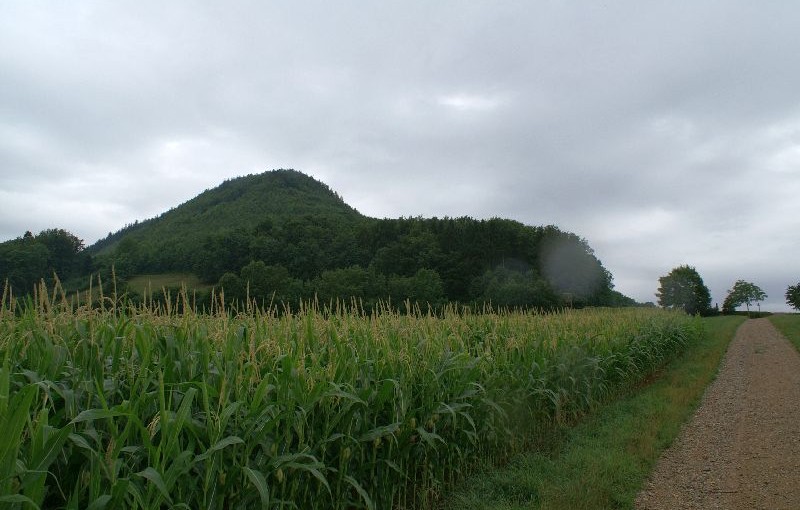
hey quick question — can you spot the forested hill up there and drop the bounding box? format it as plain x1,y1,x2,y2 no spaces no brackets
89,169,361,255
2,169,635,309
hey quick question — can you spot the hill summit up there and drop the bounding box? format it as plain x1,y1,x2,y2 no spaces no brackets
90,169,359,254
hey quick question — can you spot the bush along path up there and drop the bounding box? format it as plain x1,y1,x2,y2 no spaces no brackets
636,318,800,510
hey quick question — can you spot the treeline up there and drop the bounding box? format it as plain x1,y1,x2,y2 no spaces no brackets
105,215,633,310
0,229,91,292
1,219,635,311
2,171,637,311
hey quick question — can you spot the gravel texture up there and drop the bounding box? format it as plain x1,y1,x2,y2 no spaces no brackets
635,318,800,510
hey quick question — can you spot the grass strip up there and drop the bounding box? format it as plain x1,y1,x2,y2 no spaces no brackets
445,315,745,510
768,314,800,351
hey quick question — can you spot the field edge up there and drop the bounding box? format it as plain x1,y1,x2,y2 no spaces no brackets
444,315,746,510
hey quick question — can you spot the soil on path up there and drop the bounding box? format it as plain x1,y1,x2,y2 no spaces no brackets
635,318,800,510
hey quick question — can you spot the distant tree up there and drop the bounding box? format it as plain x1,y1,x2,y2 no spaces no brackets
241,261,279,297
37,228,84,259
35,228,90,282
314,266,384,307
785,282,800,311
0,228,88,292
604,290,637,307
723,280,767,316
109,237,140,281
0,239,48,292
217,272,244,303
194,229,251,283
240,261,300,305
471,267,559,309
656,265,712,315
387,268,445,308
370,231,443,277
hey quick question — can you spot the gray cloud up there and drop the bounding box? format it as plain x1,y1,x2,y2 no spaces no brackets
1,1,799,310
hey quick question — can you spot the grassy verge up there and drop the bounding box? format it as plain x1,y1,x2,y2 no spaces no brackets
768,313,800,351
445,315,745,510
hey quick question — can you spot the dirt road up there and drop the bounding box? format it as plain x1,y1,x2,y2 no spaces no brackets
636,318,800,510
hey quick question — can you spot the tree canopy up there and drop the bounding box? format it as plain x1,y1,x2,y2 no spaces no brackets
656,265,712,315
0,229,89,292
2,170,638,311
723,280,767,314
786,283,800,311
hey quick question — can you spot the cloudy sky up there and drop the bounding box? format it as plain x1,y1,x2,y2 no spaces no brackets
2,1,799,310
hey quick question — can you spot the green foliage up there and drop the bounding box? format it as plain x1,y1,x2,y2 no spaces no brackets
785,282,800,311
471,266,558,309
314,265,383,306
36,228,86,275
193,228,254,283
240,261,292,301
370,229,443,277
91,169,360,254
539,229,612,303
386,268,445,308
0,298,700,509
656,265,712,315
448,315,744,510
0,229,90,292
216,262,303,306
218,271,245,301
722,279,767,314
604,289,638,307
7,170,633,309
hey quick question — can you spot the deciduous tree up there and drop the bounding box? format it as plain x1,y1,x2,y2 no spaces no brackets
723,280,766,316
656,265,712,315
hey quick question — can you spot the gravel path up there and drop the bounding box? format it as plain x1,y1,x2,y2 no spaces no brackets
635,318,800,510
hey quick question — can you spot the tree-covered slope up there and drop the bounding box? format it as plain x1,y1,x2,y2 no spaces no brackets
88,169,370,280
4,169,635,309
90,169,361,255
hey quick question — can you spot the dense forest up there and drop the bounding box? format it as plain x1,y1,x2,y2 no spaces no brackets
1,169,635,310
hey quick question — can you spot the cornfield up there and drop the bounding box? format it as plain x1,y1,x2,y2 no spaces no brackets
0,283,702,509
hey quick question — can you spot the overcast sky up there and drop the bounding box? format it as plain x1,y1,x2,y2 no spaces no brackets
2,1,799,311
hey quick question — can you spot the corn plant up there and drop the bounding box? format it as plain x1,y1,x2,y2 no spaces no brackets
0,283,702,509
